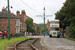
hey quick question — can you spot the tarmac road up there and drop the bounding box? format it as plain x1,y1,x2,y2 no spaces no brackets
42,36,75,50
26,36,75,50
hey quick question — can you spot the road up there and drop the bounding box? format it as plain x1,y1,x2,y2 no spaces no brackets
27,36,75,50
42,36,75,50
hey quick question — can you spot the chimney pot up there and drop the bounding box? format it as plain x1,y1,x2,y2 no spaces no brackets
16,11,20,16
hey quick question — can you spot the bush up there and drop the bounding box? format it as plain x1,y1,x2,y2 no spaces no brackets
67,24,75,38
10,33,25,38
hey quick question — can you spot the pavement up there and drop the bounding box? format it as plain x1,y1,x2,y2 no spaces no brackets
26,36,75,50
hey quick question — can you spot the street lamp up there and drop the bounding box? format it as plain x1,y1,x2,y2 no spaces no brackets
36,7,52,37
43,7,45,37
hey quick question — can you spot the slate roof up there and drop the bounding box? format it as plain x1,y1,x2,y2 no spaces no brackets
0,12,8,17
0,11,20,19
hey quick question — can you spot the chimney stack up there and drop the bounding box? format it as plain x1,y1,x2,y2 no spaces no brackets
2,7,7,12
16,11,20,16
47,19,49,23
21,10,26,15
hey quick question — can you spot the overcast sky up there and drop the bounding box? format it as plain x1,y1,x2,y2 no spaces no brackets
0,0,66,24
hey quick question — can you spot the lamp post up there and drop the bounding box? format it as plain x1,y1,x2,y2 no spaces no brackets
36,7,52,37
43,7,45,37
7,0,10,40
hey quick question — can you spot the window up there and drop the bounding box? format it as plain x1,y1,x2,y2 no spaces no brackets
50,21,59,24
17,28,19,33
50,27,55,31
50,27,59,31
16,20,19,26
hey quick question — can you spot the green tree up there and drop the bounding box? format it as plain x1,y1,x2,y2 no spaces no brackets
31,28,35,33
55,0,75,38
25,18,35,33
36,24,48,35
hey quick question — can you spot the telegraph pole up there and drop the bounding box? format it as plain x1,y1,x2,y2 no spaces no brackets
7,0,10,40
36,7,52,37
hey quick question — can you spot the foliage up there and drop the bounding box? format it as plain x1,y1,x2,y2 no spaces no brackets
66,35,75,41
55,0,75,38
36,24,48,35
25,18,35,33
0,37,30,50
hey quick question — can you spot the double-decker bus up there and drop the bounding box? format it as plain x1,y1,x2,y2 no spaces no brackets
49,19,60,37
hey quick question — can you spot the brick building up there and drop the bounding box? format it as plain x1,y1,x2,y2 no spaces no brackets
33,23,37,34
47,19,50,33
16,10,32,22
0,9,20,34
20,21,27,32
0,8,27,34
16,10,37,33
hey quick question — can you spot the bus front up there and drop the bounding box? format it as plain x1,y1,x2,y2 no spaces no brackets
49,20,60,37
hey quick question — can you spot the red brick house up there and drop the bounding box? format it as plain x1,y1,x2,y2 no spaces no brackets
0,9,20,34
47,19,50,33
33,23,37,34
20,21,27,33
0,8,27,34
16,10,26,22
16,10,34,33
16,10,27,32
16,10,38,34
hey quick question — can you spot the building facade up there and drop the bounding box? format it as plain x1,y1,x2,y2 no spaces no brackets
47,19,50,33
33,23,37,34
0,8,27,34
16,10,34,33
0,9,20,34
20,21,27,33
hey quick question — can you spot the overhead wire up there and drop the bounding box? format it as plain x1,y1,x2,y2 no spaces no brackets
21,0,42,14
34,0,42,8
31,0,36,9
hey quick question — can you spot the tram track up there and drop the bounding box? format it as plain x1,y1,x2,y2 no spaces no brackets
15,38,38,50
7,38,47,50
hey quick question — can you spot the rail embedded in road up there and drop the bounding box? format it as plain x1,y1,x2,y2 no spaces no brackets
15,38,38,50
6,38,47,50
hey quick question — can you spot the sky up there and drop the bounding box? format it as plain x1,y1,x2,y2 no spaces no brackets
0,0,66,24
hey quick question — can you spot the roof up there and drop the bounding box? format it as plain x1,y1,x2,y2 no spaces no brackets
0,12,8,17
0,11,20,19
20,20,26,24
25,15,33,20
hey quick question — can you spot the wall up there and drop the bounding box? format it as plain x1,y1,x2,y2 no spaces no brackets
0,18,16,34
20,21,27,33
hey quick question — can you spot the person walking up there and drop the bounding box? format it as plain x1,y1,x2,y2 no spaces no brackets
60,30,62,36
4,31,7,38
2,31,5,39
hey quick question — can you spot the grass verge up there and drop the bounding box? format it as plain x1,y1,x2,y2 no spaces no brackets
0,37,31,50
65,36,75,41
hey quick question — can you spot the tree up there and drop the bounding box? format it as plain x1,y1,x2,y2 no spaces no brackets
36,24,48,35
25,18,35,33
31,28,35,33
55,0,75,38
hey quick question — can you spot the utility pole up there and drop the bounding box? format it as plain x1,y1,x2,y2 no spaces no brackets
36,7,52,37
7,0,10,40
